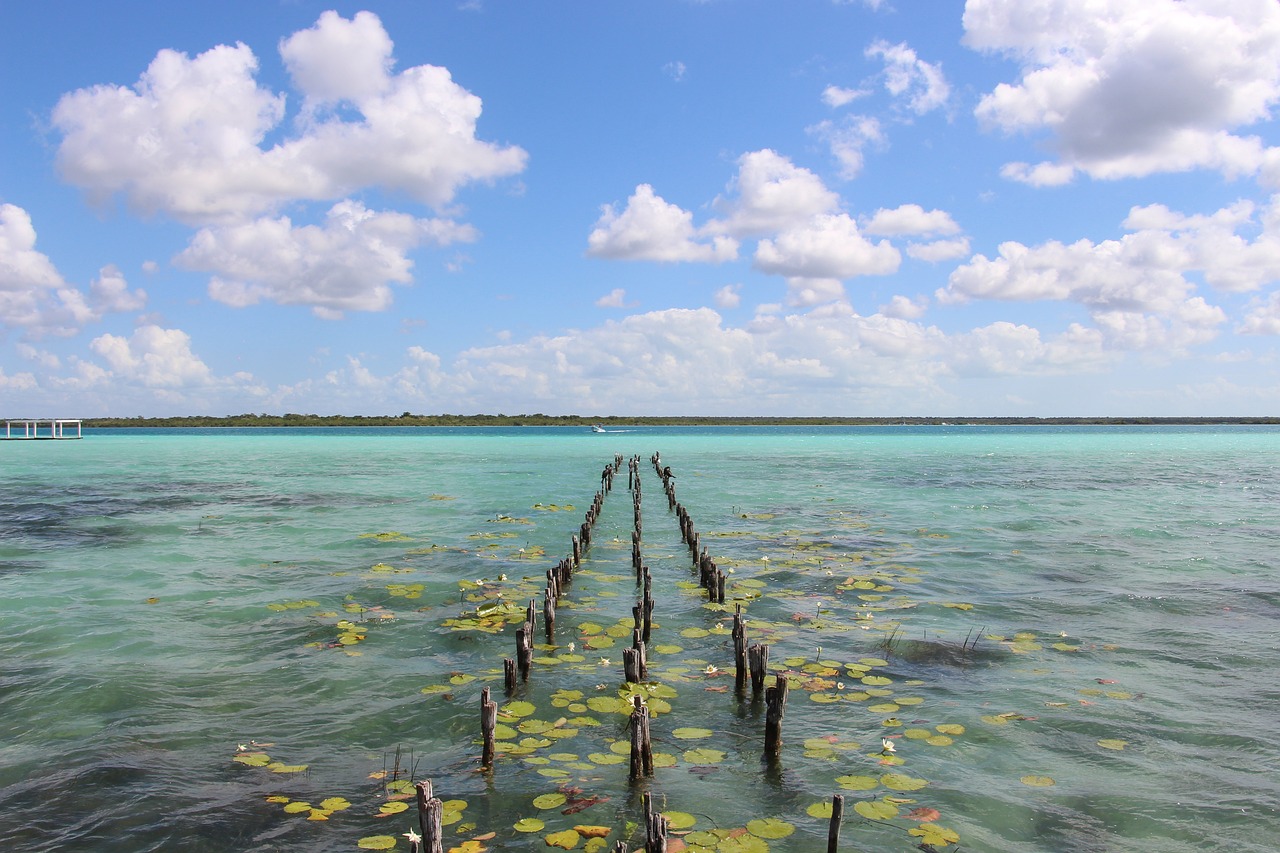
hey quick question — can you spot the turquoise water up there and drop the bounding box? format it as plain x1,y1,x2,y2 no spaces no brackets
2,426,1277,852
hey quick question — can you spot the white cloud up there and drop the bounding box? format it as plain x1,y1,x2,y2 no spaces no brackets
807,116,885,179
279,10,393,106
0,368,37,390
880,294,928,319
587,184,737,262
908,238,971,262
866,40,950,114
596,288,631,308
89,265,148,314
822,84,868,108
966,0,1280,184
1239,292,1280,335
865,204,960,236
89,325,213,387
0,204,141,336
754,213,900,281
177,200,475,316
0,203,67,329
707,150,841,237
714,284,742,309
663,61,687,82
53,10,527,223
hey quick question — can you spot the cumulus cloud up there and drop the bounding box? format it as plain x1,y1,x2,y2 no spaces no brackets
714,284,742,309
807,116,885,180
865,204,961,236
177,200,475,317
754,213,900,281
866,40,950,114
708,150,841,237
52,10,527,223
822,84,868,108
586,184,737,262
595,288,632,308
0,204,145,336
965,0,1280,184
89,325,213,387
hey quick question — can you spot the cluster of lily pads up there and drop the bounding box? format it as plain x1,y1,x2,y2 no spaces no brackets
240,468,1138,851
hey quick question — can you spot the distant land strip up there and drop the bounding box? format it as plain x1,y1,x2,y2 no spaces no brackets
81,414,1280,428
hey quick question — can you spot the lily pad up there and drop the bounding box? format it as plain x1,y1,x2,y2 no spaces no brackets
854,800,899,821
1020,775,1056,787
515,818,546,832
665,812,697,830
545,829,581,849
746,818,794,839
533,793,568,809
357,837,398,850
806,801,834,819
1097,738,1128,750
835,774,878,791
881,773,928,791
672,727,713,739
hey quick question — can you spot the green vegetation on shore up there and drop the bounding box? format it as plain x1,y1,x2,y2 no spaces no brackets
81,413,1280,428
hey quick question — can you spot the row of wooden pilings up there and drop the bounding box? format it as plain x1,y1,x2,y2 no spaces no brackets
414,453,848,853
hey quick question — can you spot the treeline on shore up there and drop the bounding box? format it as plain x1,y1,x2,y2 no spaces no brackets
81,413,1280,428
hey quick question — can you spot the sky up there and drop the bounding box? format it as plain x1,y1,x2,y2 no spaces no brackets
3,0,1280,418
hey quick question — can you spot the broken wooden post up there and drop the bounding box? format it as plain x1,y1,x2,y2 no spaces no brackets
503,658,516,693
629,695,654,780
732,605,747,693
748,643,769,694
827,794,844,853
516,625,532,681
644,791,668,853
543,589,556,642
415,780,443,853
480,686,498,768
764,673,789,759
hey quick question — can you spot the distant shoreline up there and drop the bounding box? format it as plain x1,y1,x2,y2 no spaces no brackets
81,414,1280,428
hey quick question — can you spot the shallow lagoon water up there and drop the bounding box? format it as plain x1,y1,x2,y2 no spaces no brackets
2,425,1277,852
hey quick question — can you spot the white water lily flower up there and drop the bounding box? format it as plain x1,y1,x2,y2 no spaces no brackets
705,664,719,674
881,738,896,753
599,658,611,666
567,642,576,653
405,828,422,842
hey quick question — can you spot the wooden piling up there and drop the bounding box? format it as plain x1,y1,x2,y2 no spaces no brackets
628,695,654,780
644,792,668,853
827,794,844,853
732,606,747,693
480,686,497,768
748,643,769,694
764,673,789,759
415,780,443,853
503,658,516,693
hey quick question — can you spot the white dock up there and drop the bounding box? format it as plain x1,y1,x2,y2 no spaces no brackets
3,418,84,440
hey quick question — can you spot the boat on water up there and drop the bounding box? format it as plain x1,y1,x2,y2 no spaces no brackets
591,424,606,433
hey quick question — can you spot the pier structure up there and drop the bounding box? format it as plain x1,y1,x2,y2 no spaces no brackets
3,418,83,440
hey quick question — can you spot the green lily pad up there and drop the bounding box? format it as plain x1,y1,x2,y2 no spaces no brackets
665,812,697,830
746,818,795,839
835,774,878,791
854,800,899,821
545,829,581,849
683,747,726,764
357,837,398,850
1020,775,1056,787
881,773,928,791
806,801,834,819
515,818,546,832
1097,739,1127,750
672,727,714,739
532,788,568,804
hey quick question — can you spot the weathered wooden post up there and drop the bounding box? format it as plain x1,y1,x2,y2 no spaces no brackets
503,658,516,693
732,606,747,693
748,643,769,694
480,686,497,768
415,780,443,853
827,794,844,853
629,695,654,780
644,791,668,853
543,589,556,642
764,673,789,759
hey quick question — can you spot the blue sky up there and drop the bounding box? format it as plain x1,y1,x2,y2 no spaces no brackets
3,0,1280,417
